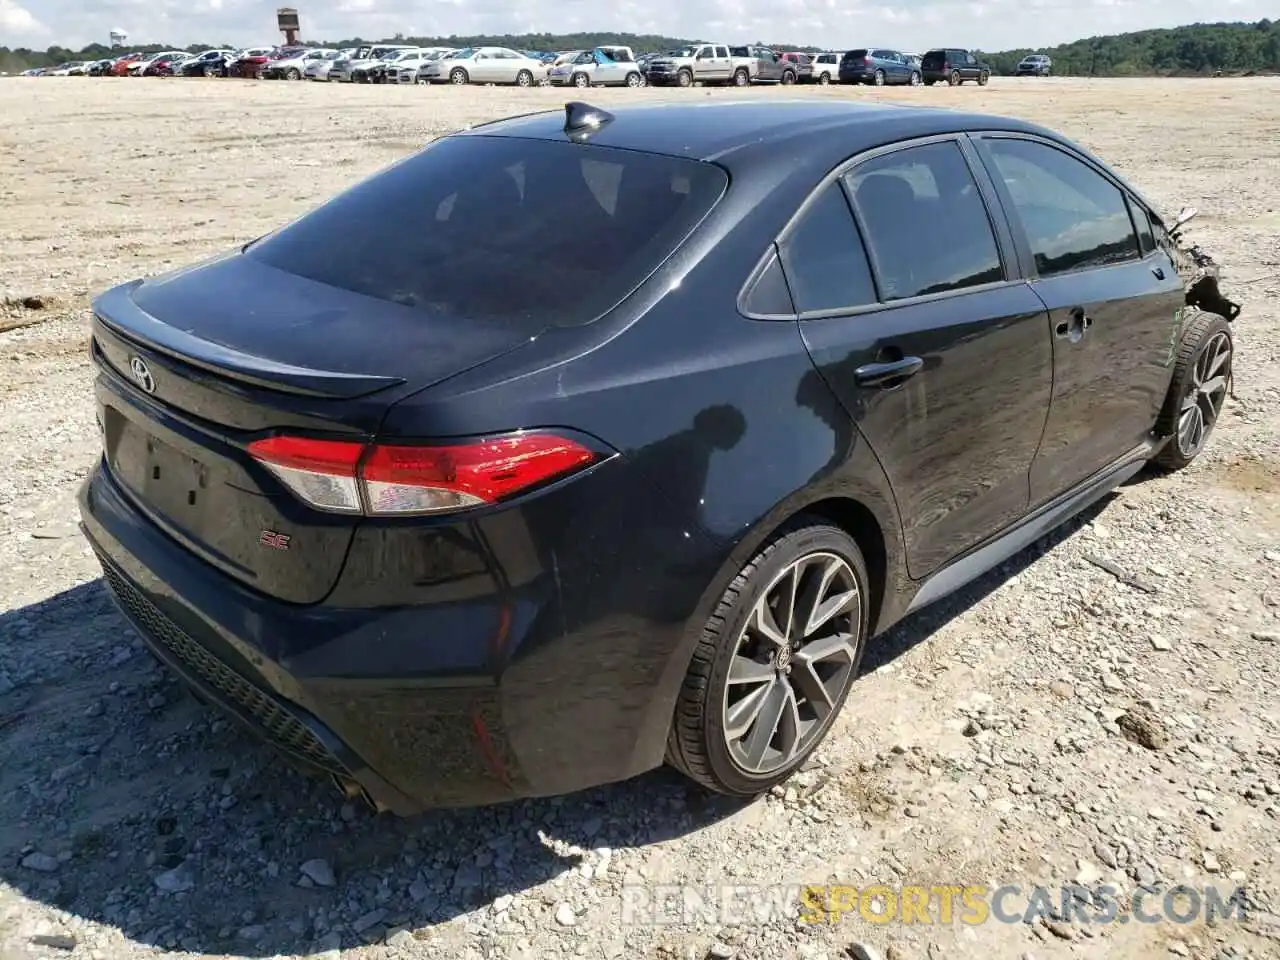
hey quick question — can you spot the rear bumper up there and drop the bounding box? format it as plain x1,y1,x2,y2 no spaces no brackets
79,448,714,812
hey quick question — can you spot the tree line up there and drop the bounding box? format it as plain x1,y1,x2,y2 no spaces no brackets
3,20,1278,77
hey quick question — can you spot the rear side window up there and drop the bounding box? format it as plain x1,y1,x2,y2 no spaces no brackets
1129,198,1156,255
845,141,1004,301
843,50,867,62
247,136,726,331
982,138,1140,276
778,184,876,313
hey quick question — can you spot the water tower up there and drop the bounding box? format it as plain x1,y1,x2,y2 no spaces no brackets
109,28,128,48
276,8,301,45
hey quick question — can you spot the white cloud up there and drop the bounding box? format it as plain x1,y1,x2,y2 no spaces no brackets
4,0,1274,52
0,0,45,36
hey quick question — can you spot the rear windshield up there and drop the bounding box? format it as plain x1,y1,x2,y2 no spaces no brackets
922,50,946,64
842,50,868,62
246,135,727,331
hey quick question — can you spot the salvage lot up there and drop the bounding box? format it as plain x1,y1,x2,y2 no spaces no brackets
1,76,1279,959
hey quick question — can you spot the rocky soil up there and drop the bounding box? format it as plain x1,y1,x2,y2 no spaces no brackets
0,76,1278,960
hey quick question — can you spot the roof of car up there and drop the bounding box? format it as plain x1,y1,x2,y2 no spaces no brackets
459,100,1047,167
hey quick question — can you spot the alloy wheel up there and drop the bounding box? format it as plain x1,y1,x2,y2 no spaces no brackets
722,552,861,775
1176,331,1231,458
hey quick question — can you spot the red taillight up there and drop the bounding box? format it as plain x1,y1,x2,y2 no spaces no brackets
943,61,950,71
247,431,601,517
864,56,871,64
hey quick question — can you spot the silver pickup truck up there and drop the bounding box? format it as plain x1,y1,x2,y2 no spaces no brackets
643,42,753,87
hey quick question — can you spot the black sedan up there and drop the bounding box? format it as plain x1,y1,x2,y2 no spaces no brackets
79,100,1239,813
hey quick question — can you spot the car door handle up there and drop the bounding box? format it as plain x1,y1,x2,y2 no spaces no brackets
854,356,924,388
1151,265,1166,280
1055,307,1093,341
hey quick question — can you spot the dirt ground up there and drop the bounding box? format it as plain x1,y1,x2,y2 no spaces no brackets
0,76,1278,960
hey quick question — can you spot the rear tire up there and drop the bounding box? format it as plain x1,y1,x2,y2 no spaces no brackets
874,69,885,86
516,69,534,87
733,67,750,86
781,70,796,86
666,519,870,798
1151,312,1233,473
949,70,961,86
817,71,830,85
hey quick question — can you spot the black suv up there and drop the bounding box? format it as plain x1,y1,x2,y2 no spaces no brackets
921,48,989,86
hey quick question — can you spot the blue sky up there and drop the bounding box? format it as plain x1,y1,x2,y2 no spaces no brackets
1,0,1272,52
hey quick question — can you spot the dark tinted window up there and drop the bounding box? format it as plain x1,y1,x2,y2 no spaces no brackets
842,50,868,62
247,136,726,331
729,46,749,57
922,50,945,65
741,252,794,316
779,184,876,313
983,138,1140,276
846,141,1004,301
1130,198,1155,255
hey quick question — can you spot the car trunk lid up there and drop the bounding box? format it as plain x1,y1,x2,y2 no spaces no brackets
90,257,537,604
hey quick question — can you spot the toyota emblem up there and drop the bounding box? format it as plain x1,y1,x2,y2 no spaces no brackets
129,356,156,394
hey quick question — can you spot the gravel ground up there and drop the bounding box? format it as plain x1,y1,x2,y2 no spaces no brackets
1,76,1278,960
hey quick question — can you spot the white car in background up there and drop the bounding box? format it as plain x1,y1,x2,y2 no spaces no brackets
547,47,644,88
303,49,351,80
264,47,338,80
419,47,545,86
329,44,413,82
384,48,448,84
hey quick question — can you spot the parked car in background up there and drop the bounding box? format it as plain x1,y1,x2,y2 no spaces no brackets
727,46,803,86
79,99,1240,815
412,50,459,83
1016,54,1052,76
921,48,990,85
179,49,237,77
420,47,544,86
645,43,738,87
547,47,644,88
227,47,279,79
356,48,423,83
331,45,412,82
87,59,116,76
128,52,187,76
839,48,921,85
807,51,838,84
264,48,338,80
304,49,349,80
145,53,193,77
108,53,145,76
780,52,815,81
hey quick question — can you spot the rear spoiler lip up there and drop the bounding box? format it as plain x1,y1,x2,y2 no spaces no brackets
91,280,406,400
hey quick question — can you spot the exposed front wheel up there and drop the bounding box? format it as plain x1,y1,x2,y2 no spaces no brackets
666,520,870,797
677,69,693,87
733,67,750,86
625,71,643,87
1151,312,1233,472
817,72,830,85
449,68,468,85
978,71,989,86
780,70,796,85
572,72,590,88
516,69,534,87
909,71,921,86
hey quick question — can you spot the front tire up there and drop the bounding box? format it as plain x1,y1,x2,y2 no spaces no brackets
666,519,870,797
572,72,590,88
625,71,643,87
449,68,469,85
286,68,301,80
978,70,989,85
677,68,693,88
1151,312,1233,472
909,71,921,85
